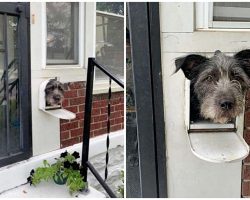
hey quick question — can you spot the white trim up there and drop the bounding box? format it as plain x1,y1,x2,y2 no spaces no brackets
96,10,124,18
93,80,124,95
0,130,124,194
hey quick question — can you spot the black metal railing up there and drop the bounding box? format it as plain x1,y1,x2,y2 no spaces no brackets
81,58,124,198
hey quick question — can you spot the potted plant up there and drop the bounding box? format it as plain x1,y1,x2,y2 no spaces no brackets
27,151,87,195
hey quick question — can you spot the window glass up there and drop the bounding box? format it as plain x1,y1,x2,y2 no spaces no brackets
0,15,20,157
213,2,250,22
96,2,124,80
46,3,79,65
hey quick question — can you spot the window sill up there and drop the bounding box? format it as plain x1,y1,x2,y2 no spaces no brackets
93,79,124,95
44,65,84,69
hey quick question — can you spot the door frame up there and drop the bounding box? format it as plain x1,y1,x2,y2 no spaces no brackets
127,2,167,197
0,2,32,167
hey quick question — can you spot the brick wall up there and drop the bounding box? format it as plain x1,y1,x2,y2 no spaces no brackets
242,91,250,197
60,81,124,148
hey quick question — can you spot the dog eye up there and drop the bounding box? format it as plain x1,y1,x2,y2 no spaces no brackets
205,75,213,82
231,71,243,82
58,85,64,91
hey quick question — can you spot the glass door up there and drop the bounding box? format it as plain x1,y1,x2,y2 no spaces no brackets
0,3,31,167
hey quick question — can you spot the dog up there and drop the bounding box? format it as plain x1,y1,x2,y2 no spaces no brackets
45,79,65,107
175,49,250,124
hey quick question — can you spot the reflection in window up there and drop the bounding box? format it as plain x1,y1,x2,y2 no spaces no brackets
96,3,124,79
46,3,79,65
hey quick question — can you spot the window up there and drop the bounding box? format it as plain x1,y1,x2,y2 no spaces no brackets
46,3,79,65
196,2,250,29
96,2,124,80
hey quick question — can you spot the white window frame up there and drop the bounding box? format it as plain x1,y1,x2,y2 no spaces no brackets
42,2,85,69
196,2,250,29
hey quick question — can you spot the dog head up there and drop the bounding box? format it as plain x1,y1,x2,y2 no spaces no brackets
175,49,250,124
45,79,65,106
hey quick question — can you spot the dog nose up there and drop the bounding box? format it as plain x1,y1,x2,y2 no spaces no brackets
54,95,61,101
220,101,234,110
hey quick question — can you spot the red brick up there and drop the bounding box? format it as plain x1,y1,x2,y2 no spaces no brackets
243,165,250,180
65,106,78,113
245,111,250,127
60,121,79,131
244,130,250,145
99,100,108,107
115,117,124,124
71,128,83,138
110,124,122,132
92,108,100,116
90,122,102,130
115,104,124,111
110,119,115,126
75,112,84,120
77,89,85,97
79,105,84,112
111,112,121,119
64,90,78,98
61,137,80,148
93,128,107,136
70,97,85,106
61,131,70,140
93,114,107,122
60,119,70,124
79,120,84,127
111,98,121,105
242,181,250,196
92,101,100,108
244,154,250,163
101,107,108,114
68,82,85,89
62,99,69,107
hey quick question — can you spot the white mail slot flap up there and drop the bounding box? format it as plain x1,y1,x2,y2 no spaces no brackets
188,131,249,163
43,109,76,120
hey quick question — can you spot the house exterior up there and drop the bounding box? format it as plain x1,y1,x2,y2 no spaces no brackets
0,2,124,195
160,2,250,198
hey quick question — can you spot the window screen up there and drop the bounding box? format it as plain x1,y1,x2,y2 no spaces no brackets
96,2,124,80
46,3,79,65
213,2,250,22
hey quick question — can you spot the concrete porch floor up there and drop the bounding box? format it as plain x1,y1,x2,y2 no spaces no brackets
0,181,106,198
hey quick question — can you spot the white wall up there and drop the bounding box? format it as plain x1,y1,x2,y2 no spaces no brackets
30,2,95,155
159,2,250,197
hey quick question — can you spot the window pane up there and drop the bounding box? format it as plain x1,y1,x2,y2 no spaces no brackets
96,2,124,15
7,16,19,153
96,5,124,80
0,15,20,157
213,2,250,22
46,3,79,65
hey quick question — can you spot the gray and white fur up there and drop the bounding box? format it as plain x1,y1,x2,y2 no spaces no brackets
45,79,65,106
175,49,250,124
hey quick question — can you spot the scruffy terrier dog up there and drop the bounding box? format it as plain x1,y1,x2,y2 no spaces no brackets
45,79,65,107
175,49,250,124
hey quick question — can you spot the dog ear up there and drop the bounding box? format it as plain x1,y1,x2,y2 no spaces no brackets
175,54,208,80
235,49,250,77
